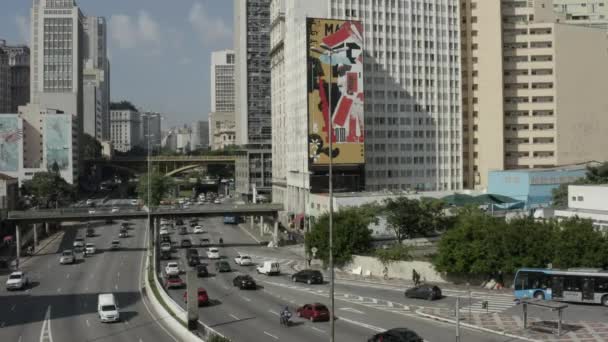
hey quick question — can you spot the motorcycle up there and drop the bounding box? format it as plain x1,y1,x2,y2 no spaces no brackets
219,238,224,245
280,311,292,327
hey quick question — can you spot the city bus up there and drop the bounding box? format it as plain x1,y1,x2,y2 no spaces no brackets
513,268,608,306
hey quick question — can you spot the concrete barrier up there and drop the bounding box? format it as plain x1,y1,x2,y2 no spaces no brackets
346,255,446,283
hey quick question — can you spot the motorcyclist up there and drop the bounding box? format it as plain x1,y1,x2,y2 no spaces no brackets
219,237,224,245
280,306,292,325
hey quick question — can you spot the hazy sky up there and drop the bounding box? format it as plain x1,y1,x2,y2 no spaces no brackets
0,0,234,128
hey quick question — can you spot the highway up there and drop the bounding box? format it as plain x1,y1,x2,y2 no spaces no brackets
159,216,520,342
0,219,177,342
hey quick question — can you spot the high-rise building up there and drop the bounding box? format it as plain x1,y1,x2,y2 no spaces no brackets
209,112,236,150
110,109,141,153
234,0,273,200
191,120,209,150
461,0,608,189
83,16,110,140
0,40,30,113
211,50,236,113
82,63,103,139
141,112,162,151
270,0,286,209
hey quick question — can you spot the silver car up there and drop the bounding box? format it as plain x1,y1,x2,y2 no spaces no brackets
60,250,75,264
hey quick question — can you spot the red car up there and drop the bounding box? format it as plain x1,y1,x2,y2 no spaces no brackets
296,303,330,322
183,288,209,306
164,275,184,289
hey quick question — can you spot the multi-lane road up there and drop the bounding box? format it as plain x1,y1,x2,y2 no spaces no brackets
160,216,520,342
0,219,177,342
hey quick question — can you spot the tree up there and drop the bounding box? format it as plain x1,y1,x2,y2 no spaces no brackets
305,207,376,268
21,172,75,208
375,245,412,267
110,100,138,111
82,133,102,160
551,217,607,269
384,197,448,243
136,172,175,206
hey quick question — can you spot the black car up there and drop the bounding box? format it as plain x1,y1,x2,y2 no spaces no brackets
199,238,210,246
161,235,172,244
181,239,192,248
86,227,95,237
175,219,184,226
179,227,188,235
196,264,209,277
119,229,128,238
404,284,442,301
233,275,256,289
291,269,324,285
186,248,199,259
215,261,231,272
160,251,172,260
368,328,423,342
188,255,200,266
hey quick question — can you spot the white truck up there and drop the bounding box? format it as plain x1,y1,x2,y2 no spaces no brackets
256,261,280,276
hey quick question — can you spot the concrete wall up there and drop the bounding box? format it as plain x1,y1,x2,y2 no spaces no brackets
346,255,446,283
568,185,608,211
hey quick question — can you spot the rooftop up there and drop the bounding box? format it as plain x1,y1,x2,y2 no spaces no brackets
492,162,598,174
0,173,17,181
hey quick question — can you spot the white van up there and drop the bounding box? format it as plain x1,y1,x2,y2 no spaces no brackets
256,261,280,276
98,293,120,322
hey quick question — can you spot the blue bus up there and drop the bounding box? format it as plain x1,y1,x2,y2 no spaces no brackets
223,214,238,225
514,268,608,305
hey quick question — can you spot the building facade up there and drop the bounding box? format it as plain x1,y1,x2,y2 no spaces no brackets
82,63,102,139
551,184,608,231
461,0,608,189
209,112,236,150
0,47,8,113
110,109,141,153
141,112,162,151
553,0,608,29
211,50,236,113
0,41,30,113
191,120,209,150
82,16,109,141
0,173,18,211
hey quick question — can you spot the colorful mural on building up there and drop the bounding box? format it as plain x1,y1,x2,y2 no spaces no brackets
307,18,364,166
0,116,21,172
45,115,71,171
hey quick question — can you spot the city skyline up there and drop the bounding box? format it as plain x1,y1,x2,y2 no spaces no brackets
0,0,233,128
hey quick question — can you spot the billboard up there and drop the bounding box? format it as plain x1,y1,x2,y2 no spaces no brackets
45,115,71,171
0,116,22,172
307,18,364,167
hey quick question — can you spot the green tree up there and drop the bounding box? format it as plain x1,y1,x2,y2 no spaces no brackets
21,172,75,208
375,245,412,267
551,217,607,269
82,133,102,160
110,100,137,111
384,197,447,243
305,207,376,268
136,172,175,206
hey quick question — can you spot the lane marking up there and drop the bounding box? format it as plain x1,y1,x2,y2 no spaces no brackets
229,314,239,320
11,304,16,311
263,331,279,340
311,326,325,333
340,307,365,315
115,284,118,290
56,288,62,293
117,272,120,278
66,273,70,279
268,310,279,316
18,336,22,342
338,316,385,332
85,319,90,327
240,295,251,302
39,306,54,342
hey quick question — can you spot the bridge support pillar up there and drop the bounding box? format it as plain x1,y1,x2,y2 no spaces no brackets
273,219,279,247
33,223,38,249
260,216,264,237
45,222,50,235
15,224,21,269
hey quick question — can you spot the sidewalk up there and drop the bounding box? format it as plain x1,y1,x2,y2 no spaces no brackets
417,306,608,342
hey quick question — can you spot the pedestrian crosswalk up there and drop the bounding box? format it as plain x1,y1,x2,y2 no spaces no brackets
238,253,299,269
457,293,517,314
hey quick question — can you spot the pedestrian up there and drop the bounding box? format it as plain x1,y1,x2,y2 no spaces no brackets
412,269,420,286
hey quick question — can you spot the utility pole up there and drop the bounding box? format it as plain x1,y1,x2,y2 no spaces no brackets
456,297,461,342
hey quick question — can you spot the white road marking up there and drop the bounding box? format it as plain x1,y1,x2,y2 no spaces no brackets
339,316,385,332
85,287,89,291
268,310,279,316
339,307,365,314
240,295,251,302
115,284,118,290
229,314,239,320
39,306,54,342
117,272,120,278
18,336,22,342
85,319,90,327
311,326,325,333
11,305,16,311
56,288,61,293
66,273,70,279
263,331,279,340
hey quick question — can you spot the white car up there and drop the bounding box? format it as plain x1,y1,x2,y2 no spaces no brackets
160,228,169,236
193,226,205,234
234,255,253,266
130,199,138,206
160,242,172,252
60,250,75,264
111,207,119,213
165,262,180,276
213,199,221,204
207,247,220,259
73,238,85,248
6,271,29,290
183,203,190,209
88,209,96,214
85,243,96,255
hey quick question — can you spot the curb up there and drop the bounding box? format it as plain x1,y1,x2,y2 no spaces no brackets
415,309,539,342
20,230,64,267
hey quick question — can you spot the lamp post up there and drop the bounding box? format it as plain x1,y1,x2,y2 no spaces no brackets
311,44,347,342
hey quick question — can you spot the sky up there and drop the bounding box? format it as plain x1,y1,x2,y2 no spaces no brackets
0,0,234,128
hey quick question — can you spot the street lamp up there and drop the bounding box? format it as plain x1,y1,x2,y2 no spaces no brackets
310,44,347,342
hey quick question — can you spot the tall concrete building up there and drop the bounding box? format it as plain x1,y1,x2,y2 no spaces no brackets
0,41,30,113
461,0,608,189
191,120,209,150
270,0,286,208
82,63,103,139
211,50,236,113
110,109,141,153
141,112,162,151
82,16,110,140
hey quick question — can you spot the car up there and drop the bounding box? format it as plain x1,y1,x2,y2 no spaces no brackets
193,226,204,234
160,251,172,260
367,328,424,342
181,239,192,248
130,199,138,206
183,203,190,209
98,293,120,323
199,237,210,246
234,254,253,266
186,248,199,258
196,264,209,277
60,249,75,264
160,228,169,236
188,255,200,267
232,274,256,289
207,247,220,259
404,284,442,301
164,274,184,289
85,243,96,256
119,229,128,238
86,227,95,237
110,240,120,250
213,199,221,204
215,260,231,272
296,303,330,322
291,269,324,285
183,288,209,306
160,242,172,253
175,219,184,226
86,199,94,206
88,209,96,214
111,207,119,213
161,235,172,244
165,262,180,276
179,227,188,235
6,271,29,290
73,238,85,248
256,261,280,275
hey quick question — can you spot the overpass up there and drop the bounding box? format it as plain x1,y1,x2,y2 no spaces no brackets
85,155,237,176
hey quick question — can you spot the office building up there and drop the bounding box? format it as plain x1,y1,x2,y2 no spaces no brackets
191,120,209,150
110,109,141,153
270,0,286,208
552,0,608,29
141,112,162,151
82,63,103,139
461,0,608,189
0,173,18,211
0,41,30,113
82,16,110,140
234,0,273,199
209,112,236,150
211,50,236,113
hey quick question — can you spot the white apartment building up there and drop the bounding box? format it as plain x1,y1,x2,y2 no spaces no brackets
461,0,608,189
209,112,236,150
272,0,463,225
110,109,141,153
211,50,236,113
